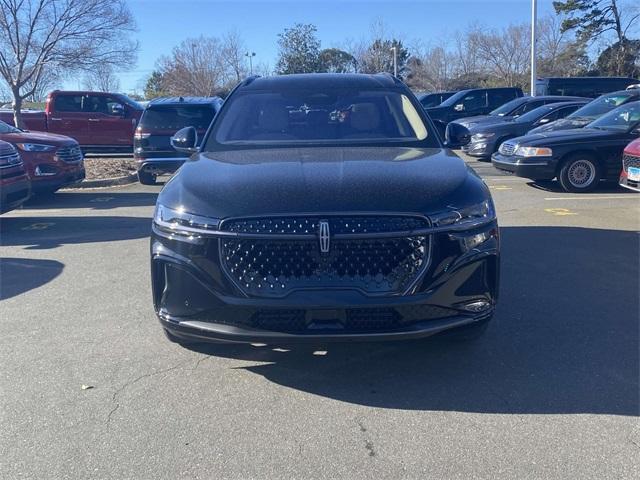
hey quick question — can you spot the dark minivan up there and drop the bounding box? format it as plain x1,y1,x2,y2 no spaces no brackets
134,96,223,184
535,77,638,98
425,87,523,135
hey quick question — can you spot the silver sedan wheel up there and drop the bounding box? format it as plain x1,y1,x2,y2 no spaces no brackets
567,159,597,188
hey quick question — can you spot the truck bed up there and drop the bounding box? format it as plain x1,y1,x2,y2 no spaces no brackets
0,109,48,131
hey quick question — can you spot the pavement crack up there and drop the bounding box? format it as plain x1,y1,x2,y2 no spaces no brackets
105,360,192,431
356,418,376,458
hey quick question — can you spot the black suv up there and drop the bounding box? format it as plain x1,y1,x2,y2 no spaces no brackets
134,96,223,184
151,73,499,346
425,87,524,135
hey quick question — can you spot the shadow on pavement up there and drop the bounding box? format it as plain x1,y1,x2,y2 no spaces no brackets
528,180,633,194
184,226,639,416
0,258,64,300
21,188,160,210
0,215,151,249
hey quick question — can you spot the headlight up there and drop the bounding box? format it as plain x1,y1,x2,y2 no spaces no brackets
153,204,220,237
471,132,495,141
15,143,56,152
430,199,496,230
514,146,553,157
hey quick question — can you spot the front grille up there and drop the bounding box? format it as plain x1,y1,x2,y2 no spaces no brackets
0,146,22,169
623,154,640,171
56,145,83,163
499,141,516,156
219,215,430,298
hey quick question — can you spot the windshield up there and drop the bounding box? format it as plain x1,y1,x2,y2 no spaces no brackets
140,105,215,131
490,97,526,116
208,88,429,148
568,93,635,120
587,101,640,131
0,120,20,134
515,105,556,123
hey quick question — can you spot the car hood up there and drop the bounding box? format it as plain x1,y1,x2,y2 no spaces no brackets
528,117,592,134
510,128,617,147
160,146,487,219
456,115,508,128
0,130,77,146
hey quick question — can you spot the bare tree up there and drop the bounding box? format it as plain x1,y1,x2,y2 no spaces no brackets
23,67,60,102
221,31,248,84
82,64,121,92
0,0,137,127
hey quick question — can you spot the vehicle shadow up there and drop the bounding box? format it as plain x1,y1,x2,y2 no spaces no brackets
0,258,64,300
528,180,634,194
185,226,639,416
0,215,151,249
21,188,160,210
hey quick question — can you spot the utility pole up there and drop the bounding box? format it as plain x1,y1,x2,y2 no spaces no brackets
390,46,398,77
530,0,538,96
245,52,256,75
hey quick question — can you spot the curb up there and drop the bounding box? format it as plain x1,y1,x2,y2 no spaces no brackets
68,172,139,189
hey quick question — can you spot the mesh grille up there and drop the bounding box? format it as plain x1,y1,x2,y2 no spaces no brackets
221,215,429,235
219,215,430,298
623,154,640,170
56,145,83,163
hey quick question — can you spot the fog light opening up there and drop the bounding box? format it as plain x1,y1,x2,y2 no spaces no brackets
462,300,492,313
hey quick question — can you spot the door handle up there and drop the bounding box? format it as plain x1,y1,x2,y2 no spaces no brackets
88,118,100,122
49,117,62,121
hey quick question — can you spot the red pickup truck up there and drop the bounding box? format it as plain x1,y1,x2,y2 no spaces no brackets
0,91,143,153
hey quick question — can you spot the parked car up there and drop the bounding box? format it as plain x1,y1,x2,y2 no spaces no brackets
619,138,640,192
134,96,223,185
425,87,524,136
535,76,638,97
528,88,640,134
491,101,640,192
0,140,31,213
454,95,589,130
0,91,143,153
416,91,456,108
151,73,498,346
462,100,589,158
0,120,85,193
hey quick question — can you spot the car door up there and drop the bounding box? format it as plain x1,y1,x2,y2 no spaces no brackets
85,94,134,147
47,94,90,145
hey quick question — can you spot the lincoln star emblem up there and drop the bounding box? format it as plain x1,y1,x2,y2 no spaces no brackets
319,220,330,253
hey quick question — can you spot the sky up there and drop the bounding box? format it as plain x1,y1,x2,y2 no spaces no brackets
102,0,558,93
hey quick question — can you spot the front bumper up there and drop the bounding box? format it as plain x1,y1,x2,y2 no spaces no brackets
619,170,640,192
491,152,556,179
136,157,186,176
150,221,500,344
0,173,31,213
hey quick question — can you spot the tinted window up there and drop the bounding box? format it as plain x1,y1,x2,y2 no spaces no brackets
209,89,429,147
0,120,20,133
83,95,124,116
490,97,526,116
569,92,637,120
140,105,216,131
515,105,556,123
548,78,637,97
458,92,487,110
53,95,83,112
487,89,518,108
420,94,444,108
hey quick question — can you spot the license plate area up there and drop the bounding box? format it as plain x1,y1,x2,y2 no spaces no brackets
627,166,640,181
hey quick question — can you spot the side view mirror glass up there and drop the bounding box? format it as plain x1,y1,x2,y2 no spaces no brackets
171,126,199,153
110,104,125,116
538,117,551,124
444,123,471,148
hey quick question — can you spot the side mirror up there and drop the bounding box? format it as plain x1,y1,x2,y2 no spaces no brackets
445,123,471,148
537,117,551,125
110,104,125,116
454,104,465,112
171,126,199,153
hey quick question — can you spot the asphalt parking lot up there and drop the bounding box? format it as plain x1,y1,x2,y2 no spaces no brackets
1,155,638,479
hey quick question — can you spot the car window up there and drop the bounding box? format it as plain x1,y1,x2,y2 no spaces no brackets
490,97,526,116
53,95,84,112
209,89,429,148
0,120,21,133
487,90,517,108
555,105,582,119
420,95,443,108
140,105,216,131
568,93,636,120
83,95,123,116
515,105,555,123
459,92,487,111
588,101,640,131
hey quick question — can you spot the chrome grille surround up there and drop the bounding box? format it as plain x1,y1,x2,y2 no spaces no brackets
0,145,22,169
56,145,83,163
498,141,517,156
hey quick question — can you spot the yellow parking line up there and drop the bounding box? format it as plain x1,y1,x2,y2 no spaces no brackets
489,185,512,191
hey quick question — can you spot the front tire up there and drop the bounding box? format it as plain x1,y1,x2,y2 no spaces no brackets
138,170,157,185
558,154,601,193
